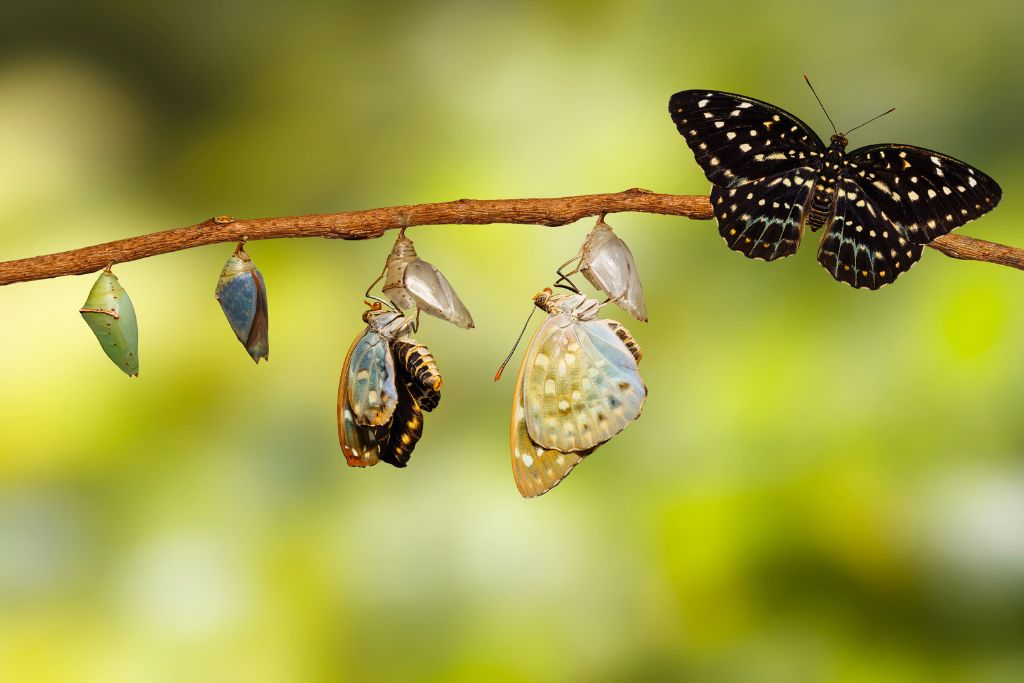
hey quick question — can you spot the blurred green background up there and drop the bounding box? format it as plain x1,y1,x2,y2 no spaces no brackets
2,1,1023,681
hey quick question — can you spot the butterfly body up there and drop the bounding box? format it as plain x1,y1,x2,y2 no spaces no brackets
509,289,646,498
804,135,848,229
670,89,1002,289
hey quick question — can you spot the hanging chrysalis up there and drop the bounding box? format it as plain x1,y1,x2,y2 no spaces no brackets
562,217,648,322
215,244,269,363
380,230,475,329
80,268,139,377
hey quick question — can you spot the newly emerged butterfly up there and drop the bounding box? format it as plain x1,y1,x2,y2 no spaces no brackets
509,289,646,498
337,304,442,468
669,83,1002,289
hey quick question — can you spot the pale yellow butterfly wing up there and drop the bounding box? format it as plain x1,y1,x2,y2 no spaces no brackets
510,329,589,498
523,315,646,453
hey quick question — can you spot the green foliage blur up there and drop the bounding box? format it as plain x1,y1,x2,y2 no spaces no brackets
1,2,1023,681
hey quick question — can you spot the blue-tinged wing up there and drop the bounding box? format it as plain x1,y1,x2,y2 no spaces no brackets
346,328,398,426
338,333,389,467
817,177,923,289
670,90,826,188
846,144,1002,244
523,315,646,453
711,167,816,261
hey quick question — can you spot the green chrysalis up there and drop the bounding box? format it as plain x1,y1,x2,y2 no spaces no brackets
80,269,139,377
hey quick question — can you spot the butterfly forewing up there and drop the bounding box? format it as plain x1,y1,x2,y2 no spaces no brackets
670,90,825,188
338,333,387,466
817,178,923,289
523,315,646,454
846,144,1002,244
347,329,398,427
712,168,816,260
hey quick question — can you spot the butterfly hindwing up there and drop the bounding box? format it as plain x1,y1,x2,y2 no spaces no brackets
712,168,816,260
817,178,923,289
510,368,590,498
846,144,1002,244
669,90,825,188
523,314,646,454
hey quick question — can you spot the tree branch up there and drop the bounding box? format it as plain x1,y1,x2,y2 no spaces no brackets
0,188,1018,287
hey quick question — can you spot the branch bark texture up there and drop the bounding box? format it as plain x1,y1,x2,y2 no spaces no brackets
0,189,1017,286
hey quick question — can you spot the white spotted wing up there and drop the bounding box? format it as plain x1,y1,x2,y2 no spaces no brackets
846,144,1002,245
522,310,645,454
510,371,589,498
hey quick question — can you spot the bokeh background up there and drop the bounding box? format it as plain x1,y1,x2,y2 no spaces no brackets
1,2,1023,681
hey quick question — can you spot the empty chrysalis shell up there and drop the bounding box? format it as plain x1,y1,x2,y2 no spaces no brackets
382,232,474,329
80,269,139,376
215,246,269,363
579,219,648,322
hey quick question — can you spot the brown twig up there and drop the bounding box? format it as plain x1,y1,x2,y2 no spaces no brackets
0,189,1017,286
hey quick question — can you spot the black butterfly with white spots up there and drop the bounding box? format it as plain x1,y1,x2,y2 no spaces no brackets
669,88,1002,289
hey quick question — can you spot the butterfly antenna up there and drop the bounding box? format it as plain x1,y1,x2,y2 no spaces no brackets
493,305,538,381
844,107,896,137
803,75,837,135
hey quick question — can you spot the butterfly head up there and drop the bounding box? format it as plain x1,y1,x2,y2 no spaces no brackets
532,288,600,319
829,133,849,149
361,300,386,323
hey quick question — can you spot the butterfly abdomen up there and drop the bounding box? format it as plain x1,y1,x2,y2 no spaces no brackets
606,321,642,363
807,145,846,230
392,339,442,411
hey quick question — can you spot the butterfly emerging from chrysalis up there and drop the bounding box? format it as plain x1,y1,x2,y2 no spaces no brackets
496,217,649,497
669,78,1002,289
337,228,472,468
338,301,442,468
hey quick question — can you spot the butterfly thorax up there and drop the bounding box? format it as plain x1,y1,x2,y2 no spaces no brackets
532,290,600,320
364,309,414,340
806,135,849,230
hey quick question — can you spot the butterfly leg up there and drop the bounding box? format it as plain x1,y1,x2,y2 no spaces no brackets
362,266,399,312
553,247,583,293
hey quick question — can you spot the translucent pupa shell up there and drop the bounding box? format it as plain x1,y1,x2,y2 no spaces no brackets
80,269,139,377
382,232,474,329
579,219,648,322
215,247,269,363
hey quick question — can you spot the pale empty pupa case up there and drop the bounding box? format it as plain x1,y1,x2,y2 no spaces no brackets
579,219,647,322
382,232,474,329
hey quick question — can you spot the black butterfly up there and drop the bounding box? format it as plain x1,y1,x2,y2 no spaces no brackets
669,88,1002,289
